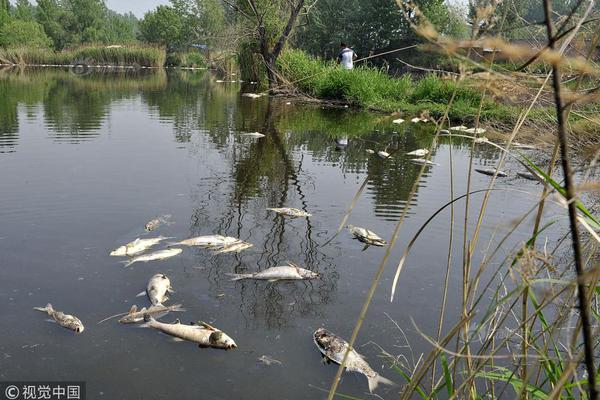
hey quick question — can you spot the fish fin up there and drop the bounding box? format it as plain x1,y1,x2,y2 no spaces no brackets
367,374,395,393
135,291,146,297
197,321,217,330
171,337,185,342
121,260,135,267
167,286,175,294
170,304,185,312
361,243,370,252
33,303,53,313
226,273,252,281
129,305,138,314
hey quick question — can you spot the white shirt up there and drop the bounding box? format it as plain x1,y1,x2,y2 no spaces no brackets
338,48,356,69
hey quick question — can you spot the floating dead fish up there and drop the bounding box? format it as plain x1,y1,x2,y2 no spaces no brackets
110,236,172,257
438,129,450,135
170,235,241,248
212,241,253,254
121,248,182,267
348,225,387,246
267,208,311,218
517,171,543,181
240,132,265,138
34,304,84,333
242,93,263,99
142,316,237,350
450,125,468,131
410,158,438,166
215,80,224,83
335,138,349,146
411,117,428,123
513,142,537,150
366,149,375,154
145,215,172,232
406,149,429,156
392,118,404,124
258,355,282,366
474,137,489,144
141,273,174,306
475,168,508,177
227,262,319,282
377,150,390,159
118,304,185,324
465,127,486,134
313,328,393,393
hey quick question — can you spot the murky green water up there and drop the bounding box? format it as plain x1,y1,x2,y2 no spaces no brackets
0,67,562,399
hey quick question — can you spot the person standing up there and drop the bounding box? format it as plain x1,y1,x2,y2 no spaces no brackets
337,42,357,70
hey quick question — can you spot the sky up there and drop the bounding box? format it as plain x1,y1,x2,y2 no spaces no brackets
10,0,170,17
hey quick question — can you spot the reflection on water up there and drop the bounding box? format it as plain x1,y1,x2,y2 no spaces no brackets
0,67,551,399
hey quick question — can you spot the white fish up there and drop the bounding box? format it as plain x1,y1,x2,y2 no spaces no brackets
365,149,375,154
411,117,427,123
121,248,182,267
392,118,404,124
240,132,265,138
215,79,224,83
449,125,468,131
227,263,319,282
335,138,349,146
513,142,537,150
465,127,486,134
410,158,438,166
377,150,390,159
348,225,387,246
406,149,429,156
242,93,264,99
145,215,172,232
313,328,394,393
34,304,84,333
142,273,174,306
110,236,172,257
517,171,543,181
212,241,253,254
267,208,311,218
475,167,508,177
142,316,237,350
170,235,241,248
474,137,489,144
118,304,185,324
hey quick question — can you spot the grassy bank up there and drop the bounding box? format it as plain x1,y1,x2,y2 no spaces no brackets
277,49,519,123
0,45,166,67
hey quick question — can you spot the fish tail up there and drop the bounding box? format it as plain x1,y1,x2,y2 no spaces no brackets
367,374,395,393
33,303,53,314
226,273,253,281
170,304,186,312
121,259,136,267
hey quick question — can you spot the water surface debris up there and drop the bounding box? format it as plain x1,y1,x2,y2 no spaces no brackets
377,150,390,159
366,149,375,154
34,304,84,333
449,125,468,131
241,93,264,99
145,215,172,232
227,262,319,282
142,316,237,349
267,207,311,218
313,328,393,393
258,355,282,366
392,118,404,124
348,225,387,246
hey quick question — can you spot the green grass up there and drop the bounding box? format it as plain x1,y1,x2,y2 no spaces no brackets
0,45,166,67
277,49,520,123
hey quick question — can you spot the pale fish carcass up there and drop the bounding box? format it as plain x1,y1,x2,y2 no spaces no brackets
392,118,404,124
145,214,172,232
142,316,237,350
475,167,508,177
313,328,393,393
34,304,84,333
212,241,253,255
241,93,264,99
365,149,375,154
513,142,537,150
377,150,391,159
143,273,174,306
465,127,486,134
406,148,429,157
121,248,182,267
410,158,438,166
347,225,387,246
517,171,543,181
118,304,185,324
227,262,319,282
170,235,241,248
110,236,172,257
240,132,265,138
267,208,312,218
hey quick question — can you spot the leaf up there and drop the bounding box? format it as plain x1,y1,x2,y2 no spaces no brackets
477,367,548,399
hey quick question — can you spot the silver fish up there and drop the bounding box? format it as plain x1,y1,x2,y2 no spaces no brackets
267,207,311,218
348,225,387,247
118,304,184,324
410,158,438,166
142,316,237,350
110,236,172,257
145,215,172,232
377,150,390,159
34,304,84,333
406,149,429,156
228,263,319,282
144,273,174,306
517,171,543,181
475,167,508,177
313,328,393,393
513,142,537,150
170,235,242,248
212,241,253,254
241,93,264,99
240,132,265,138
121,248,182,267
366,149,375,154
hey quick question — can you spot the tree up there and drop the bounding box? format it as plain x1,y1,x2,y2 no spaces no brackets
139,5,183,49
13,0,36,21
0,19,52,48
170,0,226,47
0,0,9,29
36,0,71,49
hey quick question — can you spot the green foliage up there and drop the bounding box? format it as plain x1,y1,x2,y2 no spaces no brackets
170,0,225,48
139,5,183,49
166,51,207,67
0,19,52,48
13,0,36,21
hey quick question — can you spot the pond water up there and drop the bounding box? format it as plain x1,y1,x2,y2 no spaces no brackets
0,68,564,399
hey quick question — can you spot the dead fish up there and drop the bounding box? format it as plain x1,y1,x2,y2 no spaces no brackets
377,150,390,159
406,149,429,156
513,142,537,150
241,93,263,99
313,328,393,393
212,241,253,254
475,168,508,177
438,129,450,135
335,138,349,146
517,171,543,181
465,127,486,134
411,117,427,123
410,158,438,166
365,149,375,154
142,316,237,350
145,215,172,232
474,137,489,144
118,304,185,324
450,125,468,131
258,355,282,366
347,225,387,246
110,236,172,257
141,273,174,306
34,304,84,333
227,262,319,282
121,248,182,267
267,208,311,218
240,132,265,138
170,235,241,248
392,118,404,124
